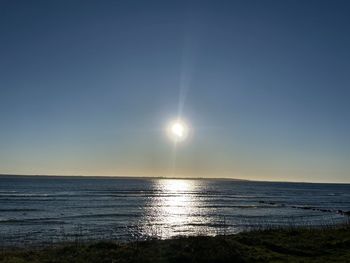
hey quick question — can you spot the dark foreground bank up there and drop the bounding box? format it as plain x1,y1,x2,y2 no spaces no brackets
1,226,350,263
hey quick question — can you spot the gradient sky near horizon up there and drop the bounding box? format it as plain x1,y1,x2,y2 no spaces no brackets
1,0,349,183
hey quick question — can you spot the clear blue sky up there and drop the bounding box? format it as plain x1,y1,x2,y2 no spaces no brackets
1,0,349,182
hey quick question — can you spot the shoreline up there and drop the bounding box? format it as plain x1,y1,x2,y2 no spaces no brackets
1,225,350,262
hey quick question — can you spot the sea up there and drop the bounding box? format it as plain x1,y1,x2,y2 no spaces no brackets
0,175,349,246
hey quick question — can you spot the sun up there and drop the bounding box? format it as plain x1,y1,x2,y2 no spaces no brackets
167,119,190,142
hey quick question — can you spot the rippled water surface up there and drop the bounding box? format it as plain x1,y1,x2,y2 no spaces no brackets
1,176,349,245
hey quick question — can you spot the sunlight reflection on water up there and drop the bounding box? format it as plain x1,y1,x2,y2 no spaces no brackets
141,179,215,238
157,180,194,226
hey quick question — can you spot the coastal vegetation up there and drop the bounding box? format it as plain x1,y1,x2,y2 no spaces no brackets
1,224,349,263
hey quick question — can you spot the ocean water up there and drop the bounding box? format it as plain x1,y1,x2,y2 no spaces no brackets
0,176,349,246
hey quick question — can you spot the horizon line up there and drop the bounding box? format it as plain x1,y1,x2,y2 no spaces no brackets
0,173,349,185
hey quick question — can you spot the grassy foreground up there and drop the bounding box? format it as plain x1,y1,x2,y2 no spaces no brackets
1,226,350,263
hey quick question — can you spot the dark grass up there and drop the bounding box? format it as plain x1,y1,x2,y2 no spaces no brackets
1,224,350,263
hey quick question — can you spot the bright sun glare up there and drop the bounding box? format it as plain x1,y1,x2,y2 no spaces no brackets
167,119,189,142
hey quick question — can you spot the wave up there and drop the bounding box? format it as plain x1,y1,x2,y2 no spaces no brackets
0,208,40,212
0,218,65,224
